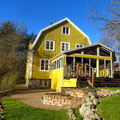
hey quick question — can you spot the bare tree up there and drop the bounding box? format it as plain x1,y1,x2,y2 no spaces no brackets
88,0,120,70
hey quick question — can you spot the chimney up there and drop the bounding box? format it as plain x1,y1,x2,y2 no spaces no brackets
51,20,54,25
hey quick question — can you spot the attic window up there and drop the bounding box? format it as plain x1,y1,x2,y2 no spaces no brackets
76,43,84,48
45,40,55,51
62,26,70,35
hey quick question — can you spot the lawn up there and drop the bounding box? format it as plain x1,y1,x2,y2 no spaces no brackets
98,87,120,90
75,107,82,120
98,93,120,120
2,97,70,120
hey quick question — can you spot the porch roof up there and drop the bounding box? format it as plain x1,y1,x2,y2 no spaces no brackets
50,43,116,61
64,43,116,61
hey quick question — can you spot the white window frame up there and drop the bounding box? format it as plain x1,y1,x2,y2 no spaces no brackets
40,59,50,71
76,43,84,48
51,57,64,70
45,40,55,51
62,26,70,35
61,42,70,52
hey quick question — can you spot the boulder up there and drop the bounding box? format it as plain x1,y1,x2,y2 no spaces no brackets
93,99,99,105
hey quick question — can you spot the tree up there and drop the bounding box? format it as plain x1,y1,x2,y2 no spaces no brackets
0,21,35,89
89,0,120,70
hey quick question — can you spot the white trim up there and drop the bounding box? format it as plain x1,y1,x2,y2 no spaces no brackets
29,51,33,79
29,18,91,50
40,59,50,72
61,26,70,35
45,40,55,51
76,43,84,48
61,42,70,52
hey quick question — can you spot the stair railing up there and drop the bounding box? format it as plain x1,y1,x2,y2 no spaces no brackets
85,63,95,88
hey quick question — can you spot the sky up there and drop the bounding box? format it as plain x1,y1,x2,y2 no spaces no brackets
0,0,109,44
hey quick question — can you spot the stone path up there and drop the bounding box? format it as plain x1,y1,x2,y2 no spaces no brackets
11,90,76,110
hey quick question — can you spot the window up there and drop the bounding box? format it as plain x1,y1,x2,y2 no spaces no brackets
62,26,70,35
76,43,84,48
61,42,70,52
40,59,49,71
51,57,64,70
45,40,55,51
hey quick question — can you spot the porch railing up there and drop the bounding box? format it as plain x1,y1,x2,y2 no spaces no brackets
85,63,95,88
64,63,90,78
64,63,95,87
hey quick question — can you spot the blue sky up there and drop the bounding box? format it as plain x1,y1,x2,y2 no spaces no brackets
0,0,109,43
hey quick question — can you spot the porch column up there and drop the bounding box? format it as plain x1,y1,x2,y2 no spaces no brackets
64,55,66,67
73,57,76,73
89,59,91,77
110,51,113,78
104,60,106,77
110,60,113,78
96,47,100,77
81,50,84,74
81,57,83,74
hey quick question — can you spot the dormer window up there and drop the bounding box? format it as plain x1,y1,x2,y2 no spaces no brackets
76,43,84,48
62,26,70,35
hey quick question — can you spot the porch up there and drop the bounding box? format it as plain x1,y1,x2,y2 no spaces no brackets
63,43,116,87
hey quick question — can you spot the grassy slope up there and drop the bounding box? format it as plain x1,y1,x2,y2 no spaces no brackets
2,97,70,120
98,87,120,90
75,107,82,120
98,93,120,120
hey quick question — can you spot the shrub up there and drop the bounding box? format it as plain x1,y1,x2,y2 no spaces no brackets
1,72,19,90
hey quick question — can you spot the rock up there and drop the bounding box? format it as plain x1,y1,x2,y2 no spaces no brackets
72,114,76,120
86,101,94,106
86,97,92,103
83,117,91,120
68,109,73,118
88,92,94,97
80,104,88,116
93,99,99,105
88,92,98,98
84,109,94,117
116,90,120,93
91,95,96,101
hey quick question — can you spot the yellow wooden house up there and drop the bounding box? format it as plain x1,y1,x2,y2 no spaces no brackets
25,18,116,91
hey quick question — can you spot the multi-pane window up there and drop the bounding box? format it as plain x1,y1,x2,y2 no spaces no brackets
61,42,70,52
76,43,84,48
51,57,64,70
62,26,70,35
40,59,49,71
45,40,55,51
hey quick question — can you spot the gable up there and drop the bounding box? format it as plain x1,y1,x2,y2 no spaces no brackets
30,18,91,50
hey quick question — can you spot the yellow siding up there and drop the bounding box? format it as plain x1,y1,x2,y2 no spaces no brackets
32,52,50,79
51,69,63,92
63,78,77,87
32,21,90,79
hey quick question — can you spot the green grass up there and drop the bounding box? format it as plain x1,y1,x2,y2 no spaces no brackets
98,93,120,120
75,107,82,120
2,97,70,120
98,87,120,90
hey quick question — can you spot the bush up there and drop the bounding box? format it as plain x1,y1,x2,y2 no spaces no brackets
1,72,19,90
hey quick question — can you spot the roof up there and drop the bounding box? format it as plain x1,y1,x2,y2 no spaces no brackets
29,17,91,50
50,43,116,61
